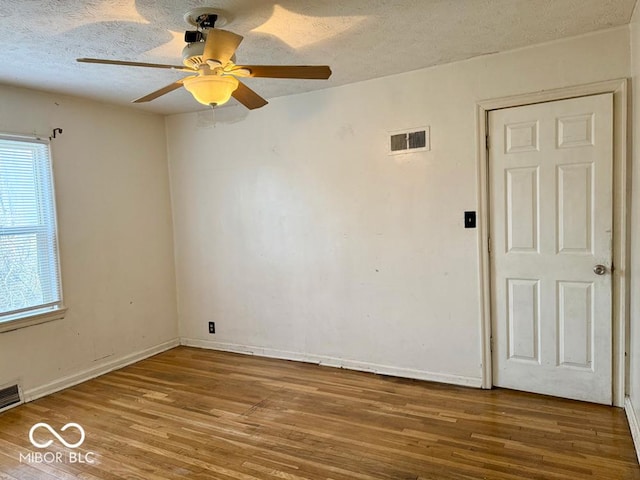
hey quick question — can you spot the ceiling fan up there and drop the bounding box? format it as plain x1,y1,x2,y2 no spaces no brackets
77,9,332,110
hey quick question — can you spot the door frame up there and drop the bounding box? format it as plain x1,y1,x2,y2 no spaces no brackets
476,79,629,407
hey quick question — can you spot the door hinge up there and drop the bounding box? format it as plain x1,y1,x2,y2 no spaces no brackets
486,134,490,150
490,336,494,352
488,237,491,254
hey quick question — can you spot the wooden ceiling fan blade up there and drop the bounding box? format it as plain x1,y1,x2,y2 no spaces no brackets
237,65,332,79
232,81,268,110
203,29,243,65
133,79,186,103
77,58,193,71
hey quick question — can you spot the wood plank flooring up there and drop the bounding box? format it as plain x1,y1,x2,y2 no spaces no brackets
0,346,638,479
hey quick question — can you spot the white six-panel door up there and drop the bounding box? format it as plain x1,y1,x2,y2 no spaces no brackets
489,94,613,405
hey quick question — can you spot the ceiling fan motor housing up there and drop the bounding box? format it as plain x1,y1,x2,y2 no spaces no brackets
182,42,206,69
182,41,236,69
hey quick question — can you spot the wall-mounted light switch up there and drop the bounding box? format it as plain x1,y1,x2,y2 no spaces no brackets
464,211,476,229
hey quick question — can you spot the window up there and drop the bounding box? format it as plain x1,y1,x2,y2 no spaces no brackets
0,135,65,331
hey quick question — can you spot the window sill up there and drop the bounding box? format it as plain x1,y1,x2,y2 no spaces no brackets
0,307,67,333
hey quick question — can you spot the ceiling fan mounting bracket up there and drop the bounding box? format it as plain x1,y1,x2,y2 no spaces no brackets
184,8,229,29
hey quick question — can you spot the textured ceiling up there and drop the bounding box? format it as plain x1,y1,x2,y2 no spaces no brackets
0,0,635,115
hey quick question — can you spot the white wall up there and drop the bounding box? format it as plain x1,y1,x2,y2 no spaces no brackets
166,27,630,384
0,85,178,397
627,4,640,450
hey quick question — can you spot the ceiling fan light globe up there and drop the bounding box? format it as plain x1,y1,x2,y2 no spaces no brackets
183,75,239,106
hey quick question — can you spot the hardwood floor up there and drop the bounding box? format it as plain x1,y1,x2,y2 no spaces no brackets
0,346,638,479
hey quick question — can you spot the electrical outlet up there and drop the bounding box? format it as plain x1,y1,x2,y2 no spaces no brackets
208,322,215,334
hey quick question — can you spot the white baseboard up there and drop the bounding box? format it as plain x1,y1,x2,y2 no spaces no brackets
625,396,640,464
23,338,180,402
180,338,482,388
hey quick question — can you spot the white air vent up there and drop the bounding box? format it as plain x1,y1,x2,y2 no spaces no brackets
388,126,430,155
0,384,22,412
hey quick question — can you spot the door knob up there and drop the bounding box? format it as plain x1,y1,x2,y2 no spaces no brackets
593,264,607,275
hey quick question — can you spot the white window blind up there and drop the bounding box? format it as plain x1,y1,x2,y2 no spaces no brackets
0,136,63,324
